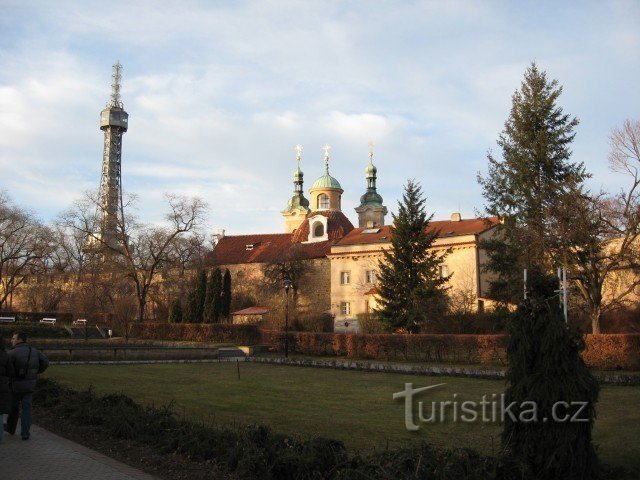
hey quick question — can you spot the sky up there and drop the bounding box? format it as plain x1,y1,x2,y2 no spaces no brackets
0,0,638,235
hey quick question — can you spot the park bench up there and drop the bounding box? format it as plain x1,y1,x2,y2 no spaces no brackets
72,319,87,326
40,318,56,325
0,317,16,323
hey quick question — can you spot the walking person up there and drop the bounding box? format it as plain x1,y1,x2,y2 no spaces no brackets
5,331,49,440
0,335,14,443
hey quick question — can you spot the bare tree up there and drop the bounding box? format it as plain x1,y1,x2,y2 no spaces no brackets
62,191,208,322
551,120,640,333
262,244,311,319
0,193,53,310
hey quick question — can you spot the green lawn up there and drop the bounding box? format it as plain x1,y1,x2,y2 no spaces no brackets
43,363,640,471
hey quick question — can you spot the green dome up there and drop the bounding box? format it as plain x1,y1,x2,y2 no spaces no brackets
360,190,383,206
311,173,342,190
286,195,310,209
365,162,377,176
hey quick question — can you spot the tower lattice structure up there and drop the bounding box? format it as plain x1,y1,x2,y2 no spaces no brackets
97,61,128,244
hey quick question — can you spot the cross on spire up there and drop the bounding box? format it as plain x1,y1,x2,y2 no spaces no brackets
295,144,303,164
322,144,331,173
368,140,375,161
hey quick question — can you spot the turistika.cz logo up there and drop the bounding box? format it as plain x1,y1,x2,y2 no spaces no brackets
393,383,590,431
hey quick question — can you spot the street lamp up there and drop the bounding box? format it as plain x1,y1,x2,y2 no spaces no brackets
283,277,292,358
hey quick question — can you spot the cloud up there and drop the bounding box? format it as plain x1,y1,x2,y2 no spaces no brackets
0,0,638,235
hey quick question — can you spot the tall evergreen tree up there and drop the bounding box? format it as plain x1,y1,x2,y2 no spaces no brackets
477,62,589,303
501,273,599,479
182,290,197,323
168,298,183,323
203,268,222,323
221,268,232,318
194,269,207,323
212,267,223,322
375,180,449,333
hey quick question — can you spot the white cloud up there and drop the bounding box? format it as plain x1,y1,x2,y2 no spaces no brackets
0,0,637,234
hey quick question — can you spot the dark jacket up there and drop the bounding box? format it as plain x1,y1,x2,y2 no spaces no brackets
0,350,14,413
8,343,49,394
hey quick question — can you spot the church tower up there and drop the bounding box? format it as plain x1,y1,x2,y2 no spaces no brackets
98,61,128,244
355,144,387,228
309,145,343,212
282,145,311,233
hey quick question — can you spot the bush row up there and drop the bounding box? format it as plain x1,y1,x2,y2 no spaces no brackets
125,323,640,371
128,322,261,344
582,334,640,371
262,331,509,365
34,379,503,480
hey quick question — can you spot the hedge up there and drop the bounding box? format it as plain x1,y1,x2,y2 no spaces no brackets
261,331,640,371
129,323,261,344
126,324,640,371
261,331,509,366
582,334,640,371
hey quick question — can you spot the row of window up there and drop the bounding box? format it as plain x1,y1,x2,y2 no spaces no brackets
339,270,377,285
339,266,449,286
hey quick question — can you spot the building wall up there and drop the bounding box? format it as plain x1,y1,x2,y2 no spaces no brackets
328,233,497,332
218,258,331,318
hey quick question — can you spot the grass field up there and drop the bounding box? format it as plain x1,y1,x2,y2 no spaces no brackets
43,362,640,471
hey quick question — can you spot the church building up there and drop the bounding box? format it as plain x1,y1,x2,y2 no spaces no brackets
208,145,499,332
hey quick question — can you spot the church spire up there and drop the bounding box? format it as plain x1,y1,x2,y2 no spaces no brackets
355,142,387,228
282,144,310,233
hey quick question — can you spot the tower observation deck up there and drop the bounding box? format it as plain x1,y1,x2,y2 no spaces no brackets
98,61,128,244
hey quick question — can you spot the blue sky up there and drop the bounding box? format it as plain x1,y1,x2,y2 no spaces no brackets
0,0,638,235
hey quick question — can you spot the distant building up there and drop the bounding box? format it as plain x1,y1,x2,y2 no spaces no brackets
209,145,499,332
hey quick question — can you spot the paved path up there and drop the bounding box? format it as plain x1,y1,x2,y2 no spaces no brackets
0,424,158,480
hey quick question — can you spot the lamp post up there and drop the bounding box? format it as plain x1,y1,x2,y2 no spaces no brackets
284,277,292,358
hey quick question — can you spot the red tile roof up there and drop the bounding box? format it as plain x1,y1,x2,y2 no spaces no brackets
291,210,355,243
335,217,500,246
206,233,336,265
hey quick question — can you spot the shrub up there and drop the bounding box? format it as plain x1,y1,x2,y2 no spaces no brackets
128,322,261,344
34,378,500,480
261,330,509,365
582,334,640,370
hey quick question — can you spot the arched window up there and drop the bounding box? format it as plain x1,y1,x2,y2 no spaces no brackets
313,222,324,237
318,193,330,209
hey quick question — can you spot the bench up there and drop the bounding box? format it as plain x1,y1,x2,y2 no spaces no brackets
40,318,56,325
0,317,16,323
72,319,87,326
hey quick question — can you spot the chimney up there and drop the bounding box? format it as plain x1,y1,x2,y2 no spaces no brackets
450,212,462,222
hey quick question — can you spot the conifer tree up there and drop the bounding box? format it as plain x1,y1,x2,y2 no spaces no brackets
212,267,223,322
194,269,207,323
477,62,589,303
182,290,196,323
375,180,448,333
168,298,183,323
221,269,232,318
501,272,599,479
203,268,222,323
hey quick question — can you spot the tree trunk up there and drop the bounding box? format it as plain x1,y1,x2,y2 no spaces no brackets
138,296,146,323
591,307,601,334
